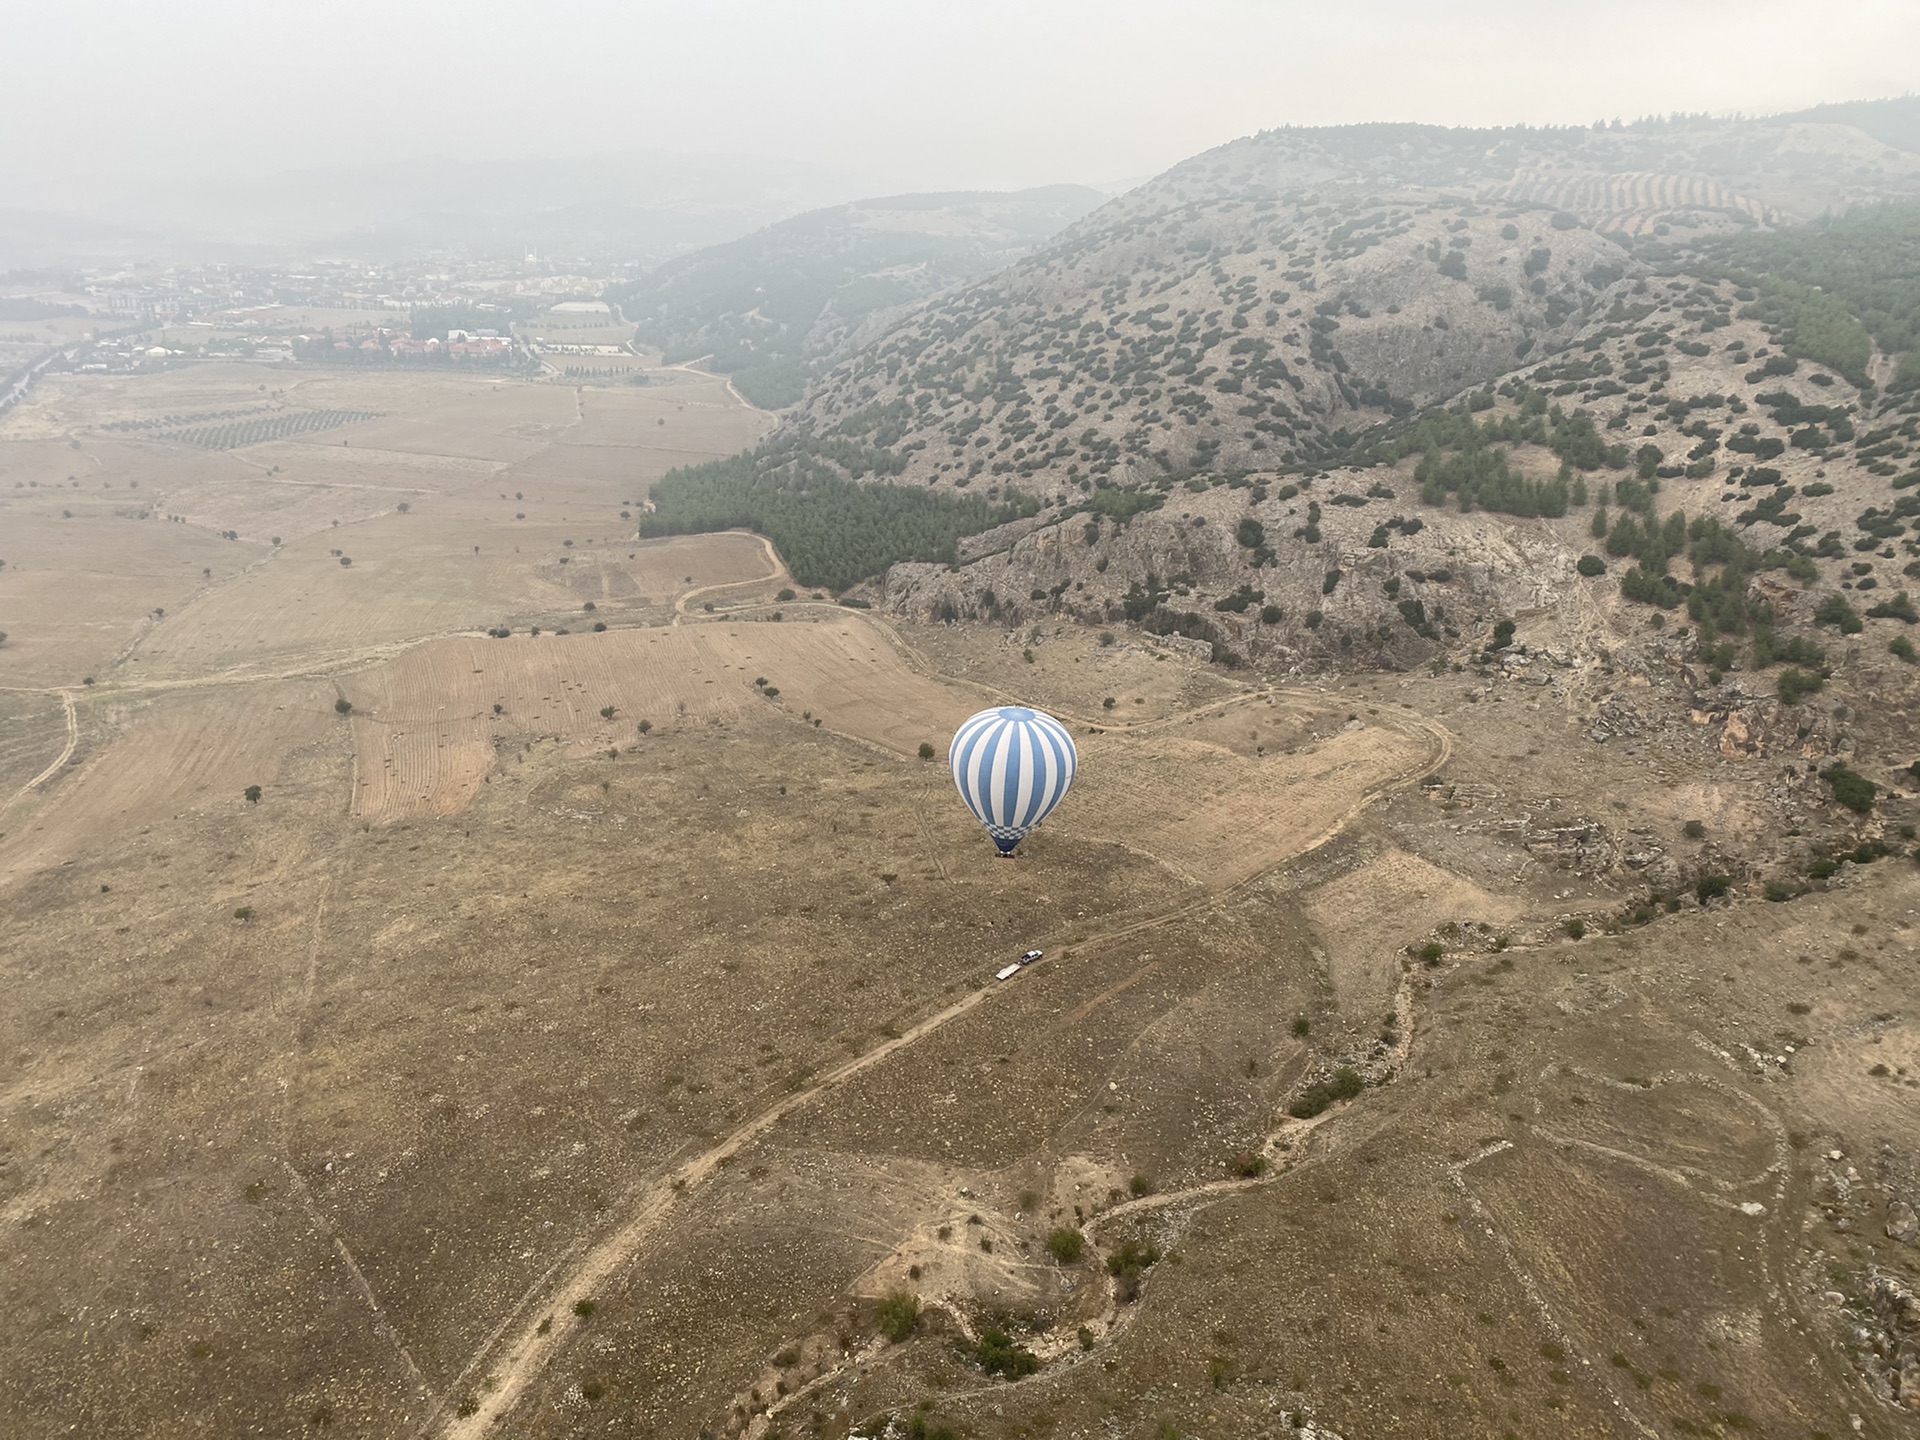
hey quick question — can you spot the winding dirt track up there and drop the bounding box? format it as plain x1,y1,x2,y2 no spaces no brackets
426,685,1450,1439
671,531,788,622
0,686,77,818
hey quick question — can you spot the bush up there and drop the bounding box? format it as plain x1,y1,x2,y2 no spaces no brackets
1867,591,1919,623
1291,1015,1310,1037
917,741,935,760
1128,1173,1153,1197
1814,595,1863,633
1695,874,1731,902
1046,1227,1086,1263
969,1327,1038,1377
1416,941,1444,966
1227,1149,1268,1178
1777,668,1825,705
1107,1238,1162,1302
875,1290,920,1343
1576,554,1606,577
1823,763,1877,814
1683,819,1706,839
1893,635,1918,663
334,698,353,715
573,1299,596,1319
1565,918,1586,940
1288,1067,1364,1119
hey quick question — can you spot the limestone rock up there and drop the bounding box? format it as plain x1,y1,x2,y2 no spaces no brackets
1889,1200,1919,1247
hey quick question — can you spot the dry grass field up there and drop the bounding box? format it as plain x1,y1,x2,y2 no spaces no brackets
4,356,1918,1440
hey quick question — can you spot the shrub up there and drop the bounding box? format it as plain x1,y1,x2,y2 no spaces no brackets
1287,1068,1364,1119
1046,1227,1086,1264
233,906,254,922
1128,1174,1153,1197
1577,554,1606,577
1416,941,1444,966
1823,763,1877,814
1814,595,1863,633
1695,874,1731,902
1892,635,1918,663
973,1327,1039,1377
1867,591,1919,623
1107,1238,1162,1302
572,1299,595,1319
637,719,653,734
875,1290,920,1343
777,588,796,601
1683,819,1706,839
1565,918,1586,940
334,697,352,715
918,741,936,760
1292,1015,1310,1037
1260,604,1284,624
1227,1149,1268,1178
1777,668,1825,705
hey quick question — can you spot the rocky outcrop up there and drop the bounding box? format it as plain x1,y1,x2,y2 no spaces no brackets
1854,1271,1920,1412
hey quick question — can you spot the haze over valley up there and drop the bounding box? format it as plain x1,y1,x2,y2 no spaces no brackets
5,8,1920,1439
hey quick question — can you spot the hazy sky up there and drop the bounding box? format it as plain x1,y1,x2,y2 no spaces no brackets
5,0,1918,199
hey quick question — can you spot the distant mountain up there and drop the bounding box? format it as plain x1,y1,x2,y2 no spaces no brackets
0,208,156,270
22,149,885,265
609,186,1107,405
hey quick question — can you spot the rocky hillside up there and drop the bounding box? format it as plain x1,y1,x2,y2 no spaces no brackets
779,102,1920,488
643,105,1920,747
609,186,1104,405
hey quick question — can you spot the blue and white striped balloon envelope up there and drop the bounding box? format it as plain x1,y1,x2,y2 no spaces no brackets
949,706,1078,855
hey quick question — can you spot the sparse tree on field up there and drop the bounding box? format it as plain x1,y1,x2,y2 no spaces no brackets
638,719,653,734
600,705,616,719
244,785,262,804
918,742,935,760
334,698,353,715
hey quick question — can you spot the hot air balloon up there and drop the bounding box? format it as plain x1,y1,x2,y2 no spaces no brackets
949,706,1078,856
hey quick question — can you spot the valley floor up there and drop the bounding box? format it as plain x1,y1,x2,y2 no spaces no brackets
1,362,1916,1440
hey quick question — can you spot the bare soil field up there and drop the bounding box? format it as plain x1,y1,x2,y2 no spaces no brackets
5,356,1919,1440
